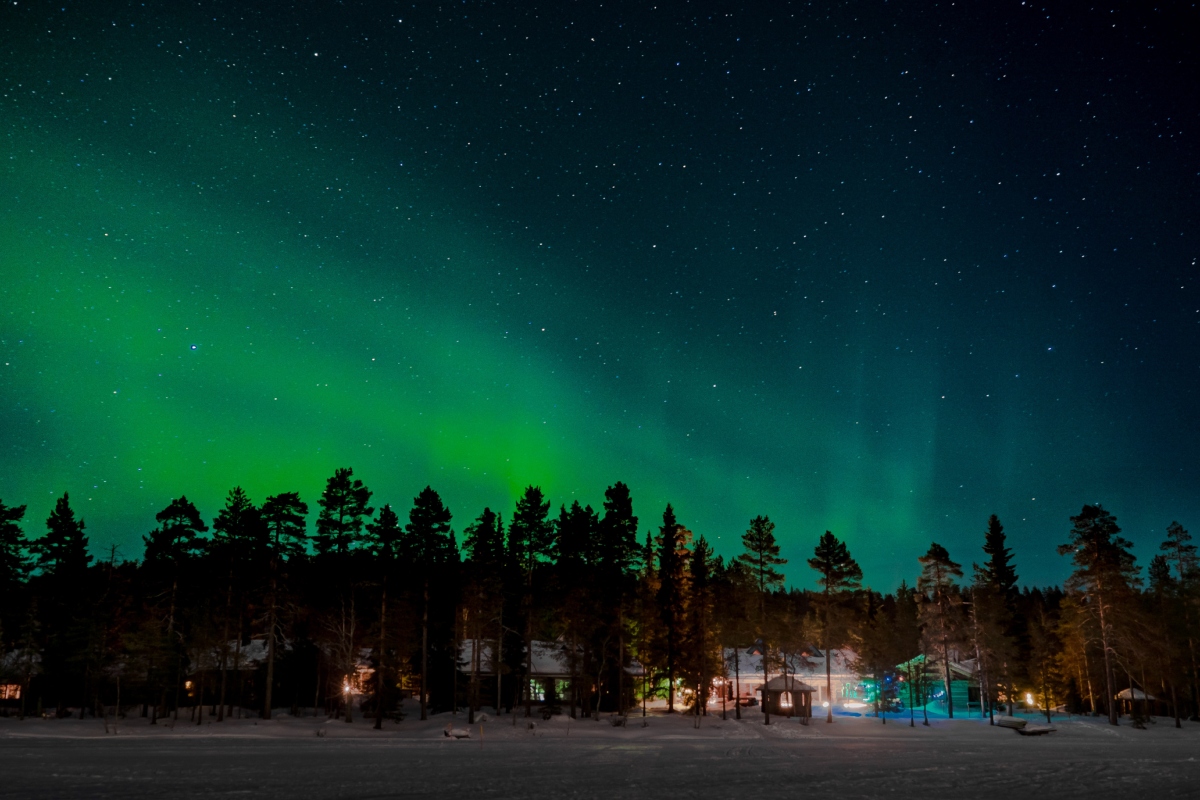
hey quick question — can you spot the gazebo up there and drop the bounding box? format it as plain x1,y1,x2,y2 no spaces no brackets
761,675,815,718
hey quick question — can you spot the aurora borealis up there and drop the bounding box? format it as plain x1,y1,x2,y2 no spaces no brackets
2,1,1196,589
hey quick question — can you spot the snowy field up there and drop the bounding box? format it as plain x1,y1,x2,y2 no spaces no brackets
2,709,1198,799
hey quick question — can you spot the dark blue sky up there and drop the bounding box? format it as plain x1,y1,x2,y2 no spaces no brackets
2,1,1197,589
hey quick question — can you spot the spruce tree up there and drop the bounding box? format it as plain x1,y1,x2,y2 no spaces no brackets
598,482,639,714
210,487,264,721
972,515,1019,722
406,486,456,720
259,491,308,719
36,492,92,577
808,530,861,722
0,499,30,596
655,504,691,712
366,504,404,728
508,486,551,717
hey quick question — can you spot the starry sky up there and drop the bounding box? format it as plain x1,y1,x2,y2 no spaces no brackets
2,1,1197,589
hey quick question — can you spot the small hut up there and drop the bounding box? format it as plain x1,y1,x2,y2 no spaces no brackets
761,675,815,718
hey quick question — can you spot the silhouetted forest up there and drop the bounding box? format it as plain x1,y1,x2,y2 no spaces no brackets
0,468,1196,729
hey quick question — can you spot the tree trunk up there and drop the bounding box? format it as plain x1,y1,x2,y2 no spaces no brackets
234,614,243,718
218,573,232,722
1096,584,1118,725
421,579,429,721
618,615,625,717
734,647,741,720
375,587,386,730
762,641,771,725
264,583,277,720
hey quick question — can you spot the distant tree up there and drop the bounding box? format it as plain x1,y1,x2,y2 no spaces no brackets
655,504,691,712
553,500,598,717
259,491,308,719
917,542,963,718
1026,593,1060,724
1058,505,1139,726
1160,521,1199,715
406,486,456,720
314,468,373,557
855,590,897,724
35,492,92,578
890,581,924,727
808,531,862,722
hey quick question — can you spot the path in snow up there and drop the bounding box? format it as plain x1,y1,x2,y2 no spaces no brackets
2,711,1197,798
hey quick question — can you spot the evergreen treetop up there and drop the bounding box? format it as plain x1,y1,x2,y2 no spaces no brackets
0,499,30,591
260,491,308,561
36,492,92,577
314,467,374,556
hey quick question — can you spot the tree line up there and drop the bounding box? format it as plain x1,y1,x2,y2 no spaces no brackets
0,470,1196,730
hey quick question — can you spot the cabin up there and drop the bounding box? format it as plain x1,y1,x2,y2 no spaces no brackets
895,654,978,714
720,646,863,712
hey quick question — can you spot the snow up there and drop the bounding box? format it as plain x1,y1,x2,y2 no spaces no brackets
1,705,1198,797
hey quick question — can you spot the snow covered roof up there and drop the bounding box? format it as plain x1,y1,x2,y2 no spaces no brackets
764,675,817,693
1115,687,1156,701
188,638,275,673
460,640,580,678
721,647,858,682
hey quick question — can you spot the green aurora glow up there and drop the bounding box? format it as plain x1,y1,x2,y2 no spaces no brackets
3,2,1197,588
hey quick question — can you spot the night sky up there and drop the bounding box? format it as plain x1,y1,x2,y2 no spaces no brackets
2,1,1197,589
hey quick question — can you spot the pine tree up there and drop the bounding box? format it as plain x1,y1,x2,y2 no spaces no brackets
314,468,373,557
1059,505,1139,725
143,496,208,566
738,515,786,622
261,492,309,562
918,542,963,718
808,531,861,722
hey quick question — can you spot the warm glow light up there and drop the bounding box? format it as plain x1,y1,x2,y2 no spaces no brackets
843,701,867,709
1025,693,1034,706
821,701,830,708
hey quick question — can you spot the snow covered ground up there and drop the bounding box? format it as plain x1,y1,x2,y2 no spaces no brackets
2,707,1198,798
